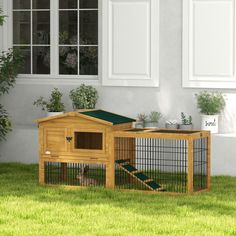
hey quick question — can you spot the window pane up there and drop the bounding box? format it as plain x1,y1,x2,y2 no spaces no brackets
80,0,98,9
33,46,50,74
59,46,78,74
33,11,50,44
33,0,50,9
74,132,102,150
13,12,31,44
13,0,30,9
80,11,98,45
59,11,77,45
80,47,98,75
59,0,77,9
14,46,31,74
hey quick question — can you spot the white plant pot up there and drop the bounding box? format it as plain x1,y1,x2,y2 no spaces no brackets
134,121,144,128
144,121,158,128
201,115,219,133
179,124,193,130
47,112,64,117
165,123,179,129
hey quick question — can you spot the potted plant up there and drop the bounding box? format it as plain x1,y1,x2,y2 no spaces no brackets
195,91,226,133
144,111,162,128
135,113,147,128
165,120,179,129
179,112,193,130
33,88,65,116
69,84,98,110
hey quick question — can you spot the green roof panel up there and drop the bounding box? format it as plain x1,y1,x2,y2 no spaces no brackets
80,110,135,125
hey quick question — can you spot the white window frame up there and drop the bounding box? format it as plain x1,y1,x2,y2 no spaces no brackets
1,0,101,85
183,0,236,89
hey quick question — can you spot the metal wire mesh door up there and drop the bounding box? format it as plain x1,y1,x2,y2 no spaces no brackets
115,137,188,193
44,162,106,187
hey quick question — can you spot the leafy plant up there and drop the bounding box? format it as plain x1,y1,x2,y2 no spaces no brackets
33,88,65,112
148,111,162,123
0,105,11,141
0,9,6,26
181,112,192,125
137,113,147,122
69,84,98,110
195,91,226,115
0,49,23,95
0,9,23,142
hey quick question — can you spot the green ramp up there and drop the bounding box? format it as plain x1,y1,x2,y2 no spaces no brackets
115,159,163,191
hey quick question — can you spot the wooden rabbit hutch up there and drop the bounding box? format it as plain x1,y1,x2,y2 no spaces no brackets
37,110,211,194
37,110,135,188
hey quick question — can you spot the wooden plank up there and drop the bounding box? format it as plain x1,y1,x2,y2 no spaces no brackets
61,163,67,181
38,126,45,184
35,111,113,126
41,156,109,165
112,123,133,131
106,131,115,188
207,134,211,191
113,130,200,140
39,159,45,185
187,138,194,194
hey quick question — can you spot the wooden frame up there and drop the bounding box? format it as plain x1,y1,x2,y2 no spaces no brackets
37,112,210,194
112,129,211,194
37,111,132,189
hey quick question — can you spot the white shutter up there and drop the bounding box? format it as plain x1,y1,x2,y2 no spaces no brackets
102,0,159,87
183,0,236,88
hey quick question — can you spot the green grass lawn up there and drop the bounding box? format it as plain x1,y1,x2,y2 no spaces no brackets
0,163,236,236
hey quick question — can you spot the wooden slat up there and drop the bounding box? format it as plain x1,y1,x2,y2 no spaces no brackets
207,134,211,191
106,132,115,188
113,130,208,140
187,138,194,194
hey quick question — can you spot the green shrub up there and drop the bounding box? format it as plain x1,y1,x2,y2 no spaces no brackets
181,112,192,125
0,105,11,141
69,84,98,110
195,91,226,115
33,88,65,112
0,10,23,141
148,111,162,123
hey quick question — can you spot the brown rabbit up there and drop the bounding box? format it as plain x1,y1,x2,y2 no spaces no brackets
76,165,98,186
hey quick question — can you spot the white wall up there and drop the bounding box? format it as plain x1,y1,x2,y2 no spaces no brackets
0,0,236,175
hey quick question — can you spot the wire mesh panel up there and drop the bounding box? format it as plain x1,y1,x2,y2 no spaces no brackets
44,162,106,187
115,137,188,193
193,137,208,191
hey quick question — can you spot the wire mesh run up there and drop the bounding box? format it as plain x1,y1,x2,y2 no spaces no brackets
44,162,106,187
115,137,188,193
193,137,208,191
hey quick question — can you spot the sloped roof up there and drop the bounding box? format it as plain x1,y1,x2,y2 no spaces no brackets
36,110,135,125
80,110,136,125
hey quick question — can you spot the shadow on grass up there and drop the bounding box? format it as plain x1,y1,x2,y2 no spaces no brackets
0,163,236,218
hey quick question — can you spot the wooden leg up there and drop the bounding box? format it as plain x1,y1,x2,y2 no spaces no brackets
207,134,211,191
106,163,115,189
187,139,194,194
39,158,45,185
61,163,67,182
